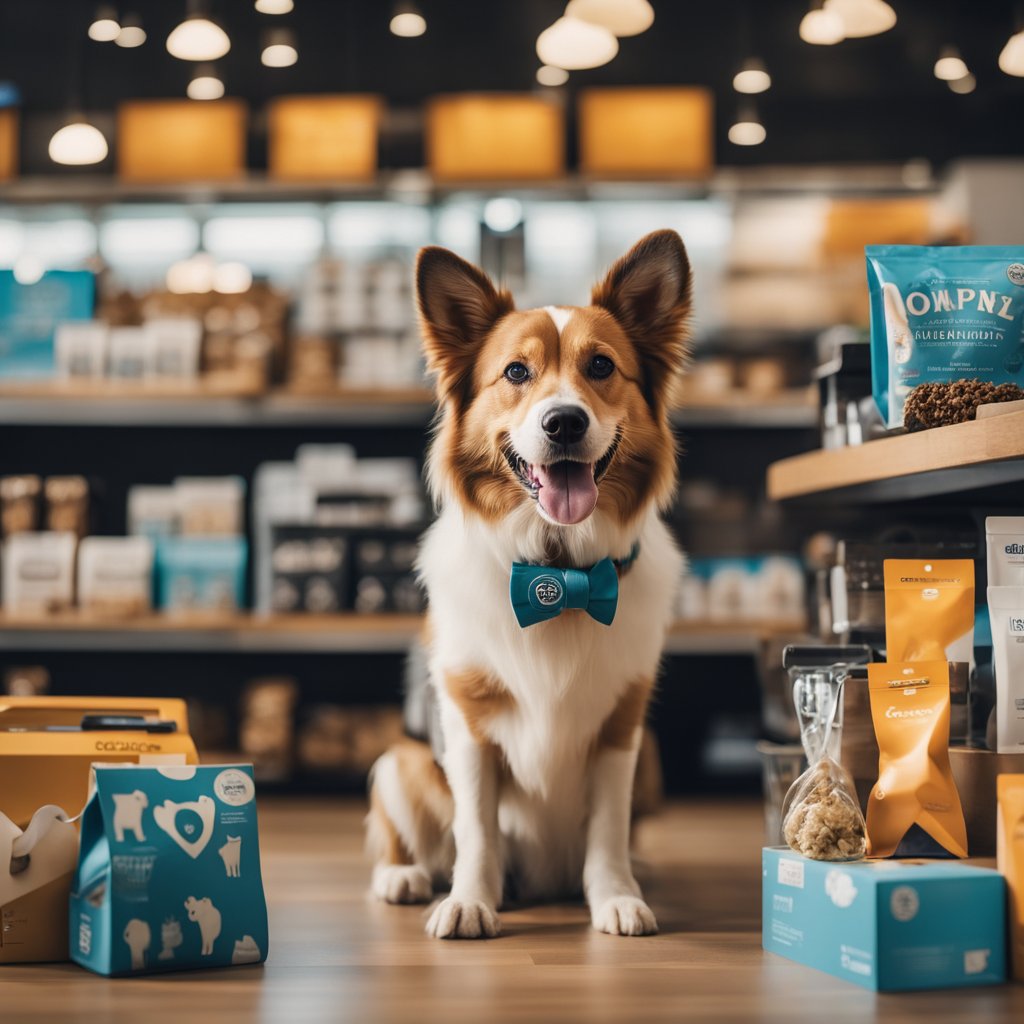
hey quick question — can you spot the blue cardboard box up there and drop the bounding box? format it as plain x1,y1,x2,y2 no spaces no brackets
762,847,1005,991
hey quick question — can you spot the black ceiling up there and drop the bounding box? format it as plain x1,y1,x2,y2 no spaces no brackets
1,0,1023,172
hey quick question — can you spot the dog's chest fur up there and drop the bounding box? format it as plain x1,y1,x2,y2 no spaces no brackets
419,503,682,894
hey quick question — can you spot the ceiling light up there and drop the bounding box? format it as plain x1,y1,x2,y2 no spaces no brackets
733,57,771,94
536,16,618,70
934,46,968,81
999,30,1024,77
48,120,109,166
536,64,569,86
13,255,45,286
166,2,231,61
483,198,524,233
261,27,298,66
115,13,147,48
88,5,120,42
254,0,294,12
187,63,224,100
390,1,426,37
948,72,976,94
564,0,654,37
799,3,845,45
213,261,252,294
728,105,766,146
823,0,895,39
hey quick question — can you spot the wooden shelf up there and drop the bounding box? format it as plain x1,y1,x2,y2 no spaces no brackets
0,612,804,655
0,381,814,429
767,410,1024,503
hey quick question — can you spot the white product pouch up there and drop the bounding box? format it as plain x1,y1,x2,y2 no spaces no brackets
987,517,1024,588
988,586,1024,754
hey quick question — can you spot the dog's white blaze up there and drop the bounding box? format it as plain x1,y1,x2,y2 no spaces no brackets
543,305,573,336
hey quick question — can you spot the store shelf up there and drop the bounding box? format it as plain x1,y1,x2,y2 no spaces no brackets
0,612,804,654
767,409,1024,503
0,382,814,429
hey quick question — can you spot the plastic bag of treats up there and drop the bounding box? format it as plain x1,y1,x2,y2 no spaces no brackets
780,648,867,861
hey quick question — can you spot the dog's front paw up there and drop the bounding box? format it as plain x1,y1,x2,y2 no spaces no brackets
425,896,500,939
371,864,433,904
591,896,658,936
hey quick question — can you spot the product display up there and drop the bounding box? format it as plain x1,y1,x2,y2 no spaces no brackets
762,847,1006,991
987,517,1024,587
868,245,1024,429
238,679,298,782
987,587,1024,755
866,661,967,858
0,475,41,536
1,532,76,613
44,476,89,538
70,763,268,975
77,537,154,617
883,558,975,666
156,536,247,612
997,774,1024,980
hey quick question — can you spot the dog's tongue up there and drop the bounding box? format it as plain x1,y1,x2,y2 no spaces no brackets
534,461,598,525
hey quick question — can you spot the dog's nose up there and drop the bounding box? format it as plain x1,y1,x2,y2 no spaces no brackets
541,404,589,445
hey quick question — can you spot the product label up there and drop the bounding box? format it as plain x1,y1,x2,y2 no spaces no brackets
890,885,920,922
777,858,804,889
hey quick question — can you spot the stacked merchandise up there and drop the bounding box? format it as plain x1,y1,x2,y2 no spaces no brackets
253,444,426,616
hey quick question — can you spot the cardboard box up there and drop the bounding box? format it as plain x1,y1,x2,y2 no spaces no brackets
0,696,198,829
762,847,1005,991
426,94,564,181
268,95,381,181
117,100,246,182
577,87,713,179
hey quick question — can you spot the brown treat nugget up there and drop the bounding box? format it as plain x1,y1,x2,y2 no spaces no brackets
904,379,1024,432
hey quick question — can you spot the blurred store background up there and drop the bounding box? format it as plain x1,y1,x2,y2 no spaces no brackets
0,0,1022,796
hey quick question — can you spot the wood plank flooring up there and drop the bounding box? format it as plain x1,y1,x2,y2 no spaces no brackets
5,798,1024,1023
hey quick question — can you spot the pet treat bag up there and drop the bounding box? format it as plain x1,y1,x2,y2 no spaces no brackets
866,661,967,859
883,559,974,666
867,245,1024,427
69,763,268,976
997,774,1024,980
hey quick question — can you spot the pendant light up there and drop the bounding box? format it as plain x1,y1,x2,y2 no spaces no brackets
823,0,895,39
87,5,120,42
536,64,569,86
187,63,224,100
390,1,427,37
115,13,147,48
948,72,976,94
167,0,231,61
261,28,298,66
733,57,771,94
799,1,844,45
728,103,766,146
999,29,1024,77
536,17,618,70
933,46,969,81
49,121,109,165
254,0,294,12
563,0,654,37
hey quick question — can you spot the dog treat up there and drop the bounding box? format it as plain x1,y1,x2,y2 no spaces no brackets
868,245,1024,429
884,558,974,666
902,379,1024,432
866,660,967,858
0,475,41,536
783,759,867,860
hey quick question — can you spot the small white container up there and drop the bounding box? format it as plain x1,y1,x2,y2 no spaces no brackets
55,322,108,379
174,477,246,537
77,536,154,616
1,532,76,613
127,485,179,539
143,318,202,380
107,327,148,380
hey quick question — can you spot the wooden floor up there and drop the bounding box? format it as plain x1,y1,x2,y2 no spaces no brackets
6,798,1024,1023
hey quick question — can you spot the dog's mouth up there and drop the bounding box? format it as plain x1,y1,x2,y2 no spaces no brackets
504,432,621,526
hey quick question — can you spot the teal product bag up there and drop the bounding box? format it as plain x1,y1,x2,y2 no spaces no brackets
69,764,268,976
867,245,1024,427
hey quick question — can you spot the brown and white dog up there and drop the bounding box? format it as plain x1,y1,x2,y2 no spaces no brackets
366,230,690,939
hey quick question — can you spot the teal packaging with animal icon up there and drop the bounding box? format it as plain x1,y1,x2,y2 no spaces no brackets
69,763,268,976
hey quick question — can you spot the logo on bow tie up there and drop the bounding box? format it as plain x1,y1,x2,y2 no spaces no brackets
509,558,618,628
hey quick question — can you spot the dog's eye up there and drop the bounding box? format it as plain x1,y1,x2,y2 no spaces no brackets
588,355,615,379
504,362,530,384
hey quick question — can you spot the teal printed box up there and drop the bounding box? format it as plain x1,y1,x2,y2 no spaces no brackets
762,847,1005,991
70,764,268,976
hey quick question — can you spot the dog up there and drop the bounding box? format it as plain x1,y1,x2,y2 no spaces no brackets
366,229,690,939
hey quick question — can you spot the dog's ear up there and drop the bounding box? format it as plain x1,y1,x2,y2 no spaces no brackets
416,246,514,403
591,230,691,410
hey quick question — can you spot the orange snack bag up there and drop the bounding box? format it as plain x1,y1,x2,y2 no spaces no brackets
997,774,1024,980
866,661,967,858
883,559,974,664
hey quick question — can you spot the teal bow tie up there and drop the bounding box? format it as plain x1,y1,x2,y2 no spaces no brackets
509,545,638,628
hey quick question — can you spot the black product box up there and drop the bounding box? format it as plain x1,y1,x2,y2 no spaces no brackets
269,523,350,613
349,527,425,614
